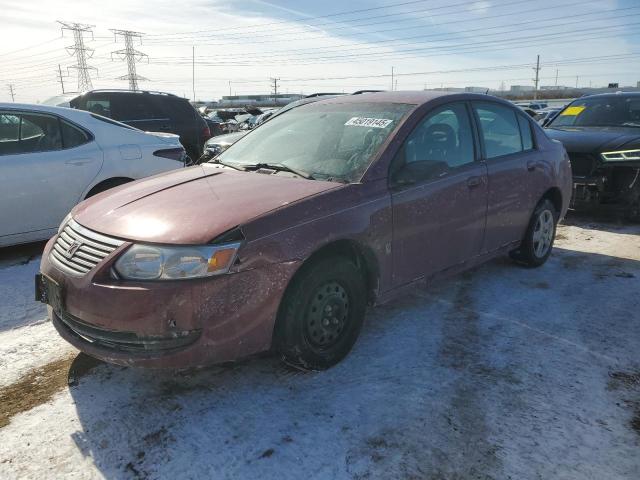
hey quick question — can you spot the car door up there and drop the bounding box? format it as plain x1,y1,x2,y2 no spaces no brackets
0,111,102,239
389,102,488,286
471,101,541,253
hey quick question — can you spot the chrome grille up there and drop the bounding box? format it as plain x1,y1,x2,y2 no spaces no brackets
50,219,124,277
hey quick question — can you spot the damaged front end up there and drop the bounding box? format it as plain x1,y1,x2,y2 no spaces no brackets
570,150,640,218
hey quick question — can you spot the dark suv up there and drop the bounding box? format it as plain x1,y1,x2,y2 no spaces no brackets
61,90,210,161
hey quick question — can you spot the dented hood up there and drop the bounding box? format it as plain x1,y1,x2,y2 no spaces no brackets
73,165,340,244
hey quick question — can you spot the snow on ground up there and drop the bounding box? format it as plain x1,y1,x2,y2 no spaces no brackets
0,218,639,479
0,246,76,387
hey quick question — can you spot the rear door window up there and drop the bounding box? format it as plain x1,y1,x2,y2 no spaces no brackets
60,120,90,149
117,95,167,122
0,113,20,155
473,102,523,159
20,114,62,153
517,114,534,151
86,99,112,118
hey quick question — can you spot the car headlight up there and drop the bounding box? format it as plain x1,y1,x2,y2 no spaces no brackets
601,149,640,162
114,242,241,280
58,213,73,233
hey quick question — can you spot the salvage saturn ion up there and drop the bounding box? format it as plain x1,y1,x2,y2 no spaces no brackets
36,91,572,370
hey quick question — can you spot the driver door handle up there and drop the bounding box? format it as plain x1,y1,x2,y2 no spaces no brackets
527,160,537,171
467,175,482,188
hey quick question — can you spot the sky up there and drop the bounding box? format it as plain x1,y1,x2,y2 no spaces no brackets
1,0,639,103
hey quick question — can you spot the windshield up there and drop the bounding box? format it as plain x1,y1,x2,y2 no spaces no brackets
215,102,413,182
549,95,640,128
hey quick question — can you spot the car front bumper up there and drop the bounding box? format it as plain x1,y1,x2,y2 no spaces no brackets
38,235,300,368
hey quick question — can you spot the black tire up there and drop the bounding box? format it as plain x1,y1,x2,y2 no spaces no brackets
510,199,558,267
275,256,367,370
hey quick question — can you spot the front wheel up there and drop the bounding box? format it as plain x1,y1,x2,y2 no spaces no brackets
510,199,558,267
275,257,367,370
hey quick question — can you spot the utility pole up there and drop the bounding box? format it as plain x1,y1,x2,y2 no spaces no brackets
270,77,280,105
7,84,15,102
576,76,579,88
110,29,148,91
532,54,541,100
56,64,67,94
229,81,232,97
192,46,196,101
391,66,394,91
58,21,97,91
554,69,558,87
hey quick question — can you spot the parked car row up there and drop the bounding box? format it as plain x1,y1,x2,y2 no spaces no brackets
34,91,572,371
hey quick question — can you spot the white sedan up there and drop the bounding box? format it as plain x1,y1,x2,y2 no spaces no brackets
0,103,186,247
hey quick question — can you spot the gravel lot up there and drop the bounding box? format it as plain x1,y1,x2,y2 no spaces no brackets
0,216,639,479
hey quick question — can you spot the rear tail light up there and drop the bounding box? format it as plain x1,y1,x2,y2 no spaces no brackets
202,125,212,141
153,148,186,162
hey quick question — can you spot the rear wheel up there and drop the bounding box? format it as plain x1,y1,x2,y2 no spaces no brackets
275,257,366,370
510,199,558,267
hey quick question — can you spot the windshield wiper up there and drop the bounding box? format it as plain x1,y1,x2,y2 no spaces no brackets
208,158,246,171
247,163,315,180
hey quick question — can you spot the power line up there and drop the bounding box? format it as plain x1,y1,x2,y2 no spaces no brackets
58,21,97,91
145,0,434,37
110,29,148,90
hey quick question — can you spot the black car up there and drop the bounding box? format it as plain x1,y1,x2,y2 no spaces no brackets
52,90,211,161
545,92,640,218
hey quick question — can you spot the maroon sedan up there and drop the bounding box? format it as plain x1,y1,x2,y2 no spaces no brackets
36,91,572,370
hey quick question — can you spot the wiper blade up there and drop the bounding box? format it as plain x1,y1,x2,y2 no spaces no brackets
208,158,245,171
248,163,315,180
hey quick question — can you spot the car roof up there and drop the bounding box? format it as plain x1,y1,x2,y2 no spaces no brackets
580,92,640,99
305,90,504,108
0,102,93,120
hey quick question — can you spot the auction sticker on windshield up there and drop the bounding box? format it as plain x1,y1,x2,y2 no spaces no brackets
560,106,586,116
345,117,394,128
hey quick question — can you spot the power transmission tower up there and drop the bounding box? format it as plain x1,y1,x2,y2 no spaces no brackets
58,21,97,92
110,29,148,91
271,77,280,105
56,64,68,94
532,54,541,100
7,84,16,102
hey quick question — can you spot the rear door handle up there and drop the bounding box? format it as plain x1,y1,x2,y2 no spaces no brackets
527,160,537,171
467,175,482,188
66,158,92,166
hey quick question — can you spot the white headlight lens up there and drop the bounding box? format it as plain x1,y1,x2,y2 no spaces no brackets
58,213,73,233
114,243,240,280
601,149,640,161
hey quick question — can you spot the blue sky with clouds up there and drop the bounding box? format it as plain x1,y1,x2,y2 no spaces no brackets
2,0,639,102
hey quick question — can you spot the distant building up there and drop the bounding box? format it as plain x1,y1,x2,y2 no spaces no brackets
540,85,572,91
510,85,534,92
637,81,640,88
464,86,488,93
218,94,304,107
425,87,465,92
